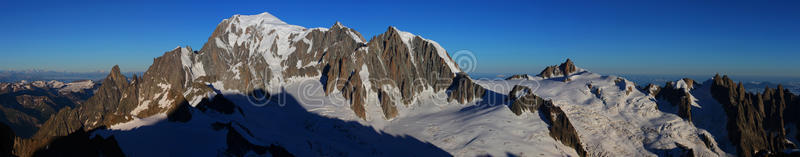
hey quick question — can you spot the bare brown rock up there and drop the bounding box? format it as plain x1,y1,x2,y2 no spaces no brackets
505,74,533,80
506,85,587,156
378,89,398,119
656,81,693,121
710,74,793,157
447,73,486,104
538,58,578,79
507,85,544,115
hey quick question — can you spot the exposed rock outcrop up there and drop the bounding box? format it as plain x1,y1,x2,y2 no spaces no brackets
378,89,398,119
538,58,578,79
505,74,533,80
710,74,794,157
655,79,694,121
644,83,661,96
506,85,587,157
447,73,486,104
540,103,588,157
507,85,545,115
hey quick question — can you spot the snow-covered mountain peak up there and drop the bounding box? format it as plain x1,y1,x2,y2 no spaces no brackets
230,12,289,26
387,26,461,73
219,12,305,48
332,21,345,28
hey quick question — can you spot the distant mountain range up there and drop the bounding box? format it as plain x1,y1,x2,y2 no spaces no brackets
0,70,142,83
475,73,800,95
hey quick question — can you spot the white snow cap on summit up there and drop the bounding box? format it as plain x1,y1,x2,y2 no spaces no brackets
231,12,289,26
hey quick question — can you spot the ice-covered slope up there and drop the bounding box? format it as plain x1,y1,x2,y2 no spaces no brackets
476,71,729,156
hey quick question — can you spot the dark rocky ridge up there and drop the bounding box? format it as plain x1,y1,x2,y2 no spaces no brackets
0,80,97,138
540,102,588,157
710,74,797,157
655,78,695,121
507,85,545,115
505,74,533,80
14,47,196,156
447,73,487,104
506,85,587,157
538,58,577,79
644,83,661,96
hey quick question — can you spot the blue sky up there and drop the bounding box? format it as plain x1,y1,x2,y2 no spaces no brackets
1,0,799,77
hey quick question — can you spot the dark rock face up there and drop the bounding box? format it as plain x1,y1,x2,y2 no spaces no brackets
538,58,577,79
710,74,794,157
505,74,533,80
540,104,588,157
507,85,545,115
446,73,486,104
361,26,459,110
0,122,14,157
655,79,694,121
785,88,800,144
644,83,661,96
506,85,587,157
378,89,397,119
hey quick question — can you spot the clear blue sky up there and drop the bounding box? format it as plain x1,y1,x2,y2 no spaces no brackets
1,0,799,77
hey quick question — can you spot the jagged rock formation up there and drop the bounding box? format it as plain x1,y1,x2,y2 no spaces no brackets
656,78,695,121
505,74,533,80
644,83,661,96
0,80,97,138
710,74,795,157
538,58,577,79
178,13,464,120
540,103,588,157
15,49,195,156
508,85,544,115
378,89,397,119
446,73,486,104
506,85,587,157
